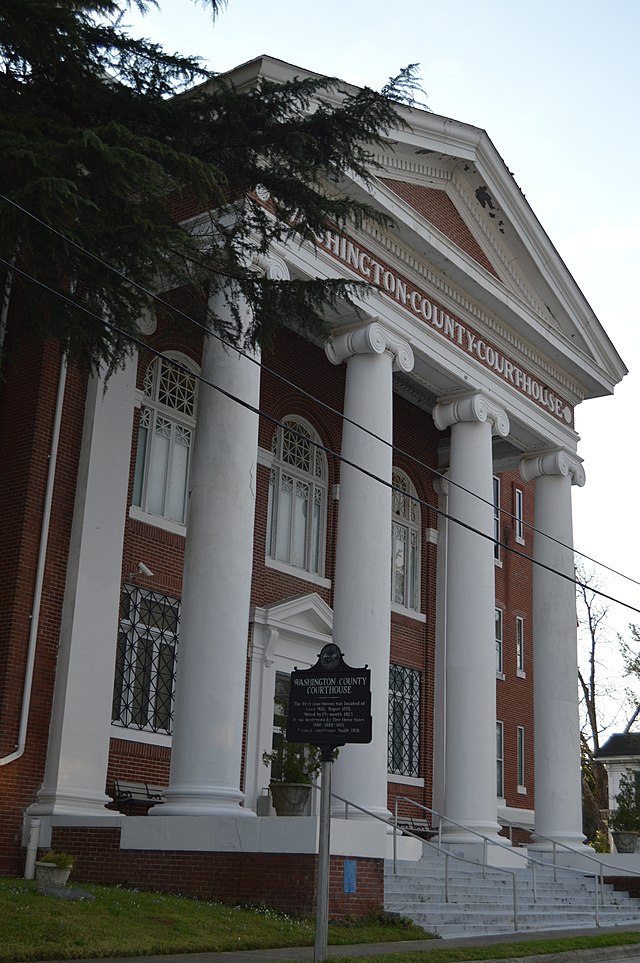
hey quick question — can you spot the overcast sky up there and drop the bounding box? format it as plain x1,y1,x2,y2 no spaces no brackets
127,0,640,720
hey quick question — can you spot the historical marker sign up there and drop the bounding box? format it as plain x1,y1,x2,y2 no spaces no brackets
286,643,372,748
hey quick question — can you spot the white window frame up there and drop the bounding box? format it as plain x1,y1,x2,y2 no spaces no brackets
495,606,504,677
516,615,526,677
517,725,526,792
391,468,421,613
493,476,501,564
496,720,504,799
132,353,198,527
515,487,525,544
267,416,328,577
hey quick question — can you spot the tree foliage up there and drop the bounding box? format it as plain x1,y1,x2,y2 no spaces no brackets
0,0,422,373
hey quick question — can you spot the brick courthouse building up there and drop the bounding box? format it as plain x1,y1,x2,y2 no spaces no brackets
0,57,626,912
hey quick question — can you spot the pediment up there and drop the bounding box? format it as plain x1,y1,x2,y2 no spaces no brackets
251,592,333,640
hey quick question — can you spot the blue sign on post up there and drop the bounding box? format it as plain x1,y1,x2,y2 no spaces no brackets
344,859,357,894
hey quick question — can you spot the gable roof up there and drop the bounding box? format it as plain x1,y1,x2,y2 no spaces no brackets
219,55,627,405
596,733,640,759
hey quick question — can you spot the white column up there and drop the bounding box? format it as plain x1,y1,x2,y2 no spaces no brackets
326,321,413,820
433,392,509,842
431,476,448,822
157,285,260,816
520,449,587,850
30,356,137,817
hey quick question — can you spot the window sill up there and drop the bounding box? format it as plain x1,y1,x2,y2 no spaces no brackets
516,669,526,679
494,557,503,568
391,603,426,623
128,505,186,537
110,724,171,748
265,557,331,589
517,786,527,795
496,671,505,681
387,773,424,787
515,535,526,546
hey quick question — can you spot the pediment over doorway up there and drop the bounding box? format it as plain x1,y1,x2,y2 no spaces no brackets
250,592,333,650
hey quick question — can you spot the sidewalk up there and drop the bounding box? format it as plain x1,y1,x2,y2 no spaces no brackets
39,923,640,963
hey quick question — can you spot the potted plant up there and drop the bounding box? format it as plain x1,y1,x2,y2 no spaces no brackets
609,771,640,853
262,699,324,815
35,850,74,889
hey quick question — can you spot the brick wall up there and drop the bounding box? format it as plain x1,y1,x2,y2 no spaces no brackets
380,179,499,278
49,826,384,918
0,308,88,873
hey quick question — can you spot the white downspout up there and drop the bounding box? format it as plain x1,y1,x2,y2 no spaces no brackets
0,354,67,765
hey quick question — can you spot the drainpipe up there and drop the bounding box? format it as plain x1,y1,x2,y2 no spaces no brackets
0,253,15,358
0,354,68,766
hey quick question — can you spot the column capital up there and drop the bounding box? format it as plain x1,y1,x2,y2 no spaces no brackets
250,252,290,280
520,449,585,487
325,320,414,372
433,391,509,438
432,473,449,498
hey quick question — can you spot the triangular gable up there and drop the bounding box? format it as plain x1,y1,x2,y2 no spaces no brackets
380,178,500,280
251,593,333,641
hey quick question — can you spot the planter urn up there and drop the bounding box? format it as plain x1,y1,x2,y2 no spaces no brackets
270,783,312,816
612,831,640,854
35,861,72,889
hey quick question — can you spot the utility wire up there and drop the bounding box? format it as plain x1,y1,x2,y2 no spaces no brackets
1,191,637,590
3,252,640,619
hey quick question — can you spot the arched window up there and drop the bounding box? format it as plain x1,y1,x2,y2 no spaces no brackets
391,468,421,611
267,417,327,575
132,354,198,525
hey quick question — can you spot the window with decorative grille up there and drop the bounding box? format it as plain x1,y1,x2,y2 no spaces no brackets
391,469,421,611
112,584,180,734
388,664,421,777
267,417,327,575
132,355,198,525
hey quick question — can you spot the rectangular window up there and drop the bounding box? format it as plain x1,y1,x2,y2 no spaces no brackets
516,616,525,674
112,584,180,735
495,607,504,675
268,671,290,782
496,721,504,798
388,665,421,777
493,476,501,561
515,488,525,543
517,725,526,789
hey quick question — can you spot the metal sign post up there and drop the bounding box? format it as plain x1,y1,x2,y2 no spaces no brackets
285,643,372,963
314,746,334,963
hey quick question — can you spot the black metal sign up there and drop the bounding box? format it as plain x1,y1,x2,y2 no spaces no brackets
286,644,372,748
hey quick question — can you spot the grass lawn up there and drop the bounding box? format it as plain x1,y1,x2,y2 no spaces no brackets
336,931,640,962
0,877,431,962
4,877,640,963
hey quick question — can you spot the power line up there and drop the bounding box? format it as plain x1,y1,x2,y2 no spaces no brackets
1,191,635,591
3,252,639,619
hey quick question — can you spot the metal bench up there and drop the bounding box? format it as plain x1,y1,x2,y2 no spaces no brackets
111,779,166,811
395,816,437,840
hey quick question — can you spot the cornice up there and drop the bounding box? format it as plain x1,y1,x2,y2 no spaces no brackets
357,218,585,405
371,152,453,187
449,173,551,322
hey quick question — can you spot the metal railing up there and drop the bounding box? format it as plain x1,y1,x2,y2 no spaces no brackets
501,814,640,892
392,796,606,928
313,787,521,931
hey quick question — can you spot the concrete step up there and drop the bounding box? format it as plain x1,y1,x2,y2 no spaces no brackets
384,857,640,938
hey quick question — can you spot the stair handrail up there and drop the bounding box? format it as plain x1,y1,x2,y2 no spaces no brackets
394,795,602,927
500,814,640,886
311,785,521,931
